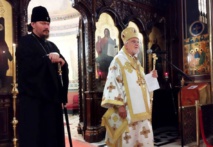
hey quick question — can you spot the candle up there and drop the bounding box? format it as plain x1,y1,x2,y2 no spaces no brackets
12,43,16,83
164,72,169,79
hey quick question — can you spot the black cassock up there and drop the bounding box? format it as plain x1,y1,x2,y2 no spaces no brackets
16,33,69,147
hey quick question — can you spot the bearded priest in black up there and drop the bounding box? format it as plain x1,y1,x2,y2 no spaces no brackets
16,6,69,147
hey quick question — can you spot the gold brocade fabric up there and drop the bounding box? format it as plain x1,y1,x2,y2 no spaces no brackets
122,47,146,86
101,108,129,144
101,47,153,147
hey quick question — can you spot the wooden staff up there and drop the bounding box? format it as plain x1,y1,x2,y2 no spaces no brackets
150,53,158,121
58,63,72,147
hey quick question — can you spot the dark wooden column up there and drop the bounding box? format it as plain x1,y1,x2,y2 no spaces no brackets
0,95,12,146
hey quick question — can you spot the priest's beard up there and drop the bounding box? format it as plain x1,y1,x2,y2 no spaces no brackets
40,33,49,40
43,34,49,39
41,30,49,39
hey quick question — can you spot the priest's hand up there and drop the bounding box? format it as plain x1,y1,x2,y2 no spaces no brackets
48,52,65,66
118,105,127,119
151,70,158,78
57,58,65,66
49,52,59,62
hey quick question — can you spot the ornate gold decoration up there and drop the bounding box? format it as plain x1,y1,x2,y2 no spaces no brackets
124,62,133,73
11,44,18,147
11,84,18,147
152,53,158,70
135,64,146,86
136,76,146,86
150,53,158,122
0,1,5,17
112,115,118,122
123,48,146,86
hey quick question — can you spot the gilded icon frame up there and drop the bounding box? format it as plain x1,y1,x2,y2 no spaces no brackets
0,1,13,94
95,13,119,91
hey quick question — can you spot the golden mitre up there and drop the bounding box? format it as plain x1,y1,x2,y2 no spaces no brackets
121,27,139,43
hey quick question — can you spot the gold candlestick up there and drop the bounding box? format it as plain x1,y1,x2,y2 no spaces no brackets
12,44,16,83
11,43,18,147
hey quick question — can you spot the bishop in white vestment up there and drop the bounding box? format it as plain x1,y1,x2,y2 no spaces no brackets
101,27,158,147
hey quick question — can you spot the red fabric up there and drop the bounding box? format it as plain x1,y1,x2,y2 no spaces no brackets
65,137,96,147
66,94,79,110
181,83,207,106
199,109,213,147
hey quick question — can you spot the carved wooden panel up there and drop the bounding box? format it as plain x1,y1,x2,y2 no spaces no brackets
97,1,157,27
180,104,213,145
0,95,12,145
20,0,30,36
0,108,9,140
181,106,196,145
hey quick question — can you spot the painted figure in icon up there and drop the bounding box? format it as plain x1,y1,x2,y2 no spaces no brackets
96,28,117,79
0,17,13,89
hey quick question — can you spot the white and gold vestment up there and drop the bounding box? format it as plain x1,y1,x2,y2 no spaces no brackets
101,47,154,147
